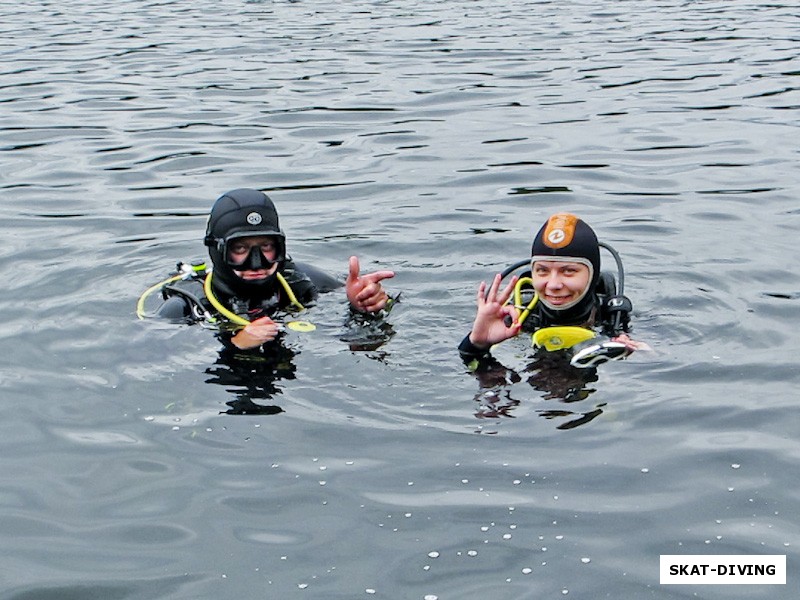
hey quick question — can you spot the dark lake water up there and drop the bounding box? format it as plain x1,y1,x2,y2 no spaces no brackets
2,0,799,598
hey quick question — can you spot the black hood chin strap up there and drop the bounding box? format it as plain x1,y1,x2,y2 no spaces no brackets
209,261,283,302
537,292,598,328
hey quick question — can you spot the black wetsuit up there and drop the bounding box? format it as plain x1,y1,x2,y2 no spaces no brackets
156,257,341,348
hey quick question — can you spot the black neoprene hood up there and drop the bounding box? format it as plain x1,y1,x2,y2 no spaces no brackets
203,188,287,298
205,188,284,244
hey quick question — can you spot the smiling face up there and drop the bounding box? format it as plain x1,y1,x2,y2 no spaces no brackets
227,235,279,280
531,259,591,310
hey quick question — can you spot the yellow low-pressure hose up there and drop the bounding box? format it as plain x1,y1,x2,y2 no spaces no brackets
203,271,250,326
136,274,184,320
203,270,305,327
512,276,538,326
276,272,305,312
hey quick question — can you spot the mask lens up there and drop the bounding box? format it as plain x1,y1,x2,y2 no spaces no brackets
225,238,278,269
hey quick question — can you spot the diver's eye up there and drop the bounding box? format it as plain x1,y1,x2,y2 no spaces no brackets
229,242,248,255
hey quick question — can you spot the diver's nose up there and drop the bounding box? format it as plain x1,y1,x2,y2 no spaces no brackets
544,271,563,290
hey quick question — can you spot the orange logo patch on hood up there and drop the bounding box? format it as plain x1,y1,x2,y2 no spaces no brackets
542,213,579,249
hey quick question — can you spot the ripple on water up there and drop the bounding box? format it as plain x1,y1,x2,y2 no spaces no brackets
3,0,800,598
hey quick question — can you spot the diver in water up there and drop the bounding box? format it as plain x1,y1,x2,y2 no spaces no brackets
143,188,395,351
139,188,396,415
459,213,647,429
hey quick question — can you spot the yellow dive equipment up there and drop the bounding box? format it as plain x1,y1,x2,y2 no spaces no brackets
203,269,315,331
136,263,315,331
137,273,185,320
509,277,595,351
532,326,596,351
137,262,208,320
512,276,539,326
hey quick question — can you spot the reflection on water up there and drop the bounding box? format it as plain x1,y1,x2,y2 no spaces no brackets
2,0,800,598
470,348,606,431
206,345,296,416
200,311,396,415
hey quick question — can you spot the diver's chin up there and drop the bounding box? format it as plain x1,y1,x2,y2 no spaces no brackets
540,296,580,311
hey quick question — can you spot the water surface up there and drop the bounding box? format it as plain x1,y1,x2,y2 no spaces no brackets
1,0,799,598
